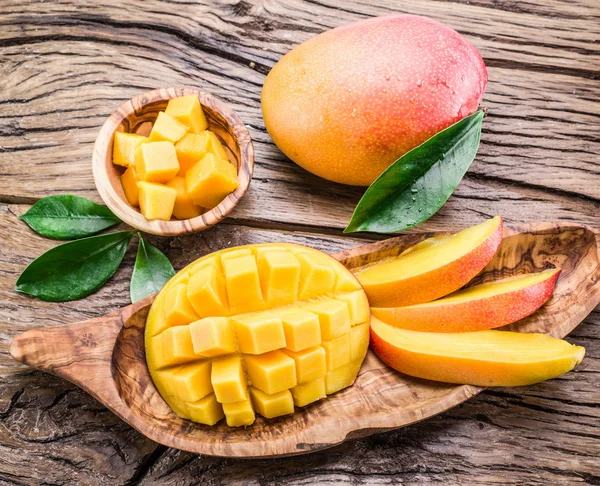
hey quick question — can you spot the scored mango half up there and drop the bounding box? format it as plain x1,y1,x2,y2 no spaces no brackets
145,243,370,427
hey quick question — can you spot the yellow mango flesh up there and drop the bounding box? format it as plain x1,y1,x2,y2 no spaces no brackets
149,111,189,144
166,176,202,220
370,317,585,387
174,132,210,174
120,165,139,207
112,131,148,167
137,181,177,221
135,141,180,183
185,153,239,209
146,243,370,427
165,95,209,134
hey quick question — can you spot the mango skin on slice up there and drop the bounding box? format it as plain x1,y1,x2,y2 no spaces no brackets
370,316,585,387
145,243,370,427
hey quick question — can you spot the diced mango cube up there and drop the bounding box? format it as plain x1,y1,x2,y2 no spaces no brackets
250,387,294,419
190,317,236,357
135,141,180,183
185,153,239,209
278,307,321,352
149,111,189,144
162,283,200,333
325,359,362,394
137,181,177,221
167,396,191,419
157,325,197,368
258,251,301,303
166,176,202,220
211,355,247,404
165,95,208,134
245,350,297,394
296,252,336,299
222,398,255,427
350,323,370,362
322,334,351,371
186,263,229,318
291,378,327,407
222,254,262,310
335,270,362,293
231,311,286,355
171,361,213,402
282,346,326,383
174,132,210,174
304,299,351,340
336,291,370,325
120,165,139,207
205,131,229,161
113,131,148,167
186,394,224,426
221,248,253,262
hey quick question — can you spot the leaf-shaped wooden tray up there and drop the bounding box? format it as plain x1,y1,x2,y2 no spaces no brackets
10,223,600,457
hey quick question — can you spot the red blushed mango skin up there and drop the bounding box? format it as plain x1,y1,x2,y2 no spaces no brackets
262,14,488,186
356,217,503,307
371,269,561,333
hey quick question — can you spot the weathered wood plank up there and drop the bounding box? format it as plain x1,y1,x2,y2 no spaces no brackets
0,1,599,232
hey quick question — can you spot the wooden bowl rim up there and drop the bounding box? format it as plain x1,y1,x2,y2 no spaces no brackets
92,87,254,236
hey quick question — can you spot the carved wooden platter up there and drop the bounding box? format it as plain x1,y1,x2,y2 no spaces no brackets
10,222,600,457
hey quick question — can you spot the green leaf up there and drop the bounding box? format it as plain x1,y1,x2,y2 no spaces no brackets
345,110,484,234
130,236,175,303
15,231,134,301
19,195,121,239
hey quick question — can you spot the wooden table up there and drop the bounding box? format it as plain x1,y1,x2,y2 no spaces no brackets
1,1,599,484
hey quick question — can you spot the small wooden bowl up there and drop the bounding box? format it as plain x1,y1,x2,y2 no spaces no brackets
92,87,254,236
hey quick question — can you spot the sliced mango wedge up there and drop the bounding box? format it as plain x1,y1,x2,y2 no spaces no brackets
372,269,560,333
370,316,585,387
354,217,503,307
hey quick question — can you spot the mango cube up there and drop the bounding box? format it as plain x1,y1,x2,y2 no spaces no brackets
222,254,262,310
304,299,351,340
185,153,239,209
113,131,148,167
157,325,197,368
231,311,286,355
137,181,177,221
322,334,351,371
162,283,200,333
120,165,139,207
165,95,208,134
258,251,301,303
166,176,202,220
325,359,362,394
149,111,189,144
250,388,294,419
174,132,210,174
190,317,236,357
291,378,327,407
211,355,247,404
245,350,297,394
296,252,336,299
283,346,326,384
350,323,370,362
145,243,371,427
278,307,321,352
336,291,370,325
135,141,180,183
335,271,362,293
186,394,224,426
205,131,230,161
171,361,213,403
186,263,228,318
222,398,255,427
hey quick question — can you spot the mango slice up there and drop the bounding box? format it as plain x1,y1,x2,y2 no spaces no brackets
372,269,561,333
355,217,503,307
370,316,585,387
165,95,209,134
137,181,177,221
149,112,189,144
185,153,239,209
113,132,148,167
135,141,180,183
146,243,370,426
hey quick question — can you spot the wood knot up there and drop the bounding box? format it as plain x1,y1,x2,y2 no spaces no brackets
79,333,97,348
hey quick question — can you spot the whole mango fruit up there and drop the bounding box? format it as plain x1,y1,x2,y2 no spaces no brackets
262,15,487,186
